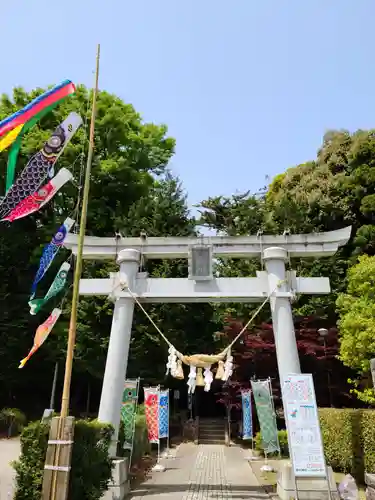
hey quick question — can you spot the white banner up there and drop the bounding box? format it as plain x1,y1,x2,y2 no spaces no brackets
281,374,326,477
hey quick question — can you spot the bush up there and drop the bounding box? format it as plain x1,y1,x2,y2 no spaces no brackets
254,429,289,457
12,421,49,500
0,408,27,437
356,410,375,476
13,419,113,500
70,420,113,500
137,403,145,416
318,408,361,477
132,414,151,463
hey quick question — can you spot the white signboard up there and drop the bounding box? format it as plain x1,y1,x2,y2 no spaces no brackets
281,374,326,477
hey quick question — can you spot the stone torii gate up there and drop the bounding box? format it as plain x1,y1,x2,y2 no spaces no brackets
64,226,351,455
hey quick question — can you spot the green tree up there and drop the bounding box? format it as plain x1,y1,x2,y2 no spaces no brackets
336,255,375,404
0,84,176,413
196,191,272,326
265,129,375,317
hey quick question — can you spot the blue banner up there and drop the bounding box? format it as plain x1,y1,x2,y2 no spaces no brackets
158,390,169,439
241,389,253,440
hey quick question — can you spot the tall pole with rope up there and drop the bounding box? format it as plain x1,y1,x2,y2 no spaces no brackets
42,44,100,500
60,44,100,418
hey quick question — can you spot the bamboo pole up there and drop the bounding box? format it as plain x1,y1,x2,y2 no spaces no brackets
60,43,100,418
43,44,100,500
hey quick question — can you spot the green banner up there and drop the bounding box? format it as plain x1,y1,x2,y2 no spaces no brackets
121,379,139,450
251,379,280,454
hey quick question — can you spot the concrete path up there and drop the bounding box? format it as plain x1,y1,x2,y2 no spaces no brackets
0,438,21,499
129,443,270,500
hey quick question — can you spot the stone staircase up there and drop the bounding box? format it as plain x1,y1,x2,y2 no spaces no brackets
198,418,226,445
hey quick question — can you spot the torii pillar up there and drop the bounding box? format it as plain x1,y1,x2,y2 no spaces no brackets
97,249,140,456
64,226,351,456
264,247,301,376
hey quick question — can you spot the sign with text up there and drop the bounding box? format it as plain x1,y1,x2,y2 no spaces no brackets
281,374,326,477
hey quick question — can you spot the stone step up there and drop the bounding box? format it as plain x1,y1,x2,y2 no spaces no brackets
199,424,224,427
198,429,225,436
198,429,225,434
198,439,226,445
199,436,224,441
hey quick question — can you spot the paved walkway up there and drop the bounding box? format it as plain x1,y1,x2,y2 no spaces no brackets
0,438,20,499
130,443,270,500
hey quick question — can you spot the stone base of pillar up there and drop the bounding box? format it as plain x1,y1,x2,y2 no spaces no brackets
365,473,375,500
277,463,339,500
101,459,130,500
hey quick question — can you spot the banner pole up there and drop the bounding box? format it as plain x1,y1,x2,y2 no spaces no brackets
280,375,299,500
128,378,140,473
151,385,165,472
268,377,280,456
167,389,171,454
250,389,254,451
157,385,160,464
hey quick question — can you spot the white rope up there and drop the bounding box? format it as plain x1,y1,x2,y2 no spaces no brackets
122,280,286,355
225,285,279,352
123,285,174,348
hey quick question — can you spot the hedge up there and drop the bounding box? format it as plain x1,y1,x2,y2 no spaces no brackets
319,408,362,478
319,408,375,482
255,429,289,457
0,408,27,437
13,419,113,500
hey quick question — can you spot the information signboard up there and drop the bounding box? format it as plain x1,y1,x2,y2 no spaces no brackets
281,374,326,477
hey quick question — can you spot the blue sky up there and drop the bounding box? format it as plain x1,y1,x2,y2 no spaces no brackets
2,0,375,212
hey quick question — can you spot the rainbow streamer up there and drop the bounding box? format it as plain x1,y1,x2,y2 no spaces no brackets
0,80,76,191
19,308,61,368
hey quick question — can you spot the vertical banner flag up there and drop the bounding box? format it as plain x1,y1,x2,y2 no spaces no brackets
251,379,280,454
282,374,326,477
241,389,253,440
121,379,139,450
159,390,169,439
144,387,160,444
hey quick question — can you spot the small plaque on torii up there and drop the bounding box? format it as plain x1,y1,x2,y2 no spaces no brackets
188,245,213,281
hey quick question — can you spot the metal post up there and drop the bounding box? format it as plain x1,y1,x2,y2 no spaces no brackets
49,362,59,410
318,328,333,407
263,247,301,377
85,382,91,417
167,389,170,453
371,359,375,390
98,249,140,456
